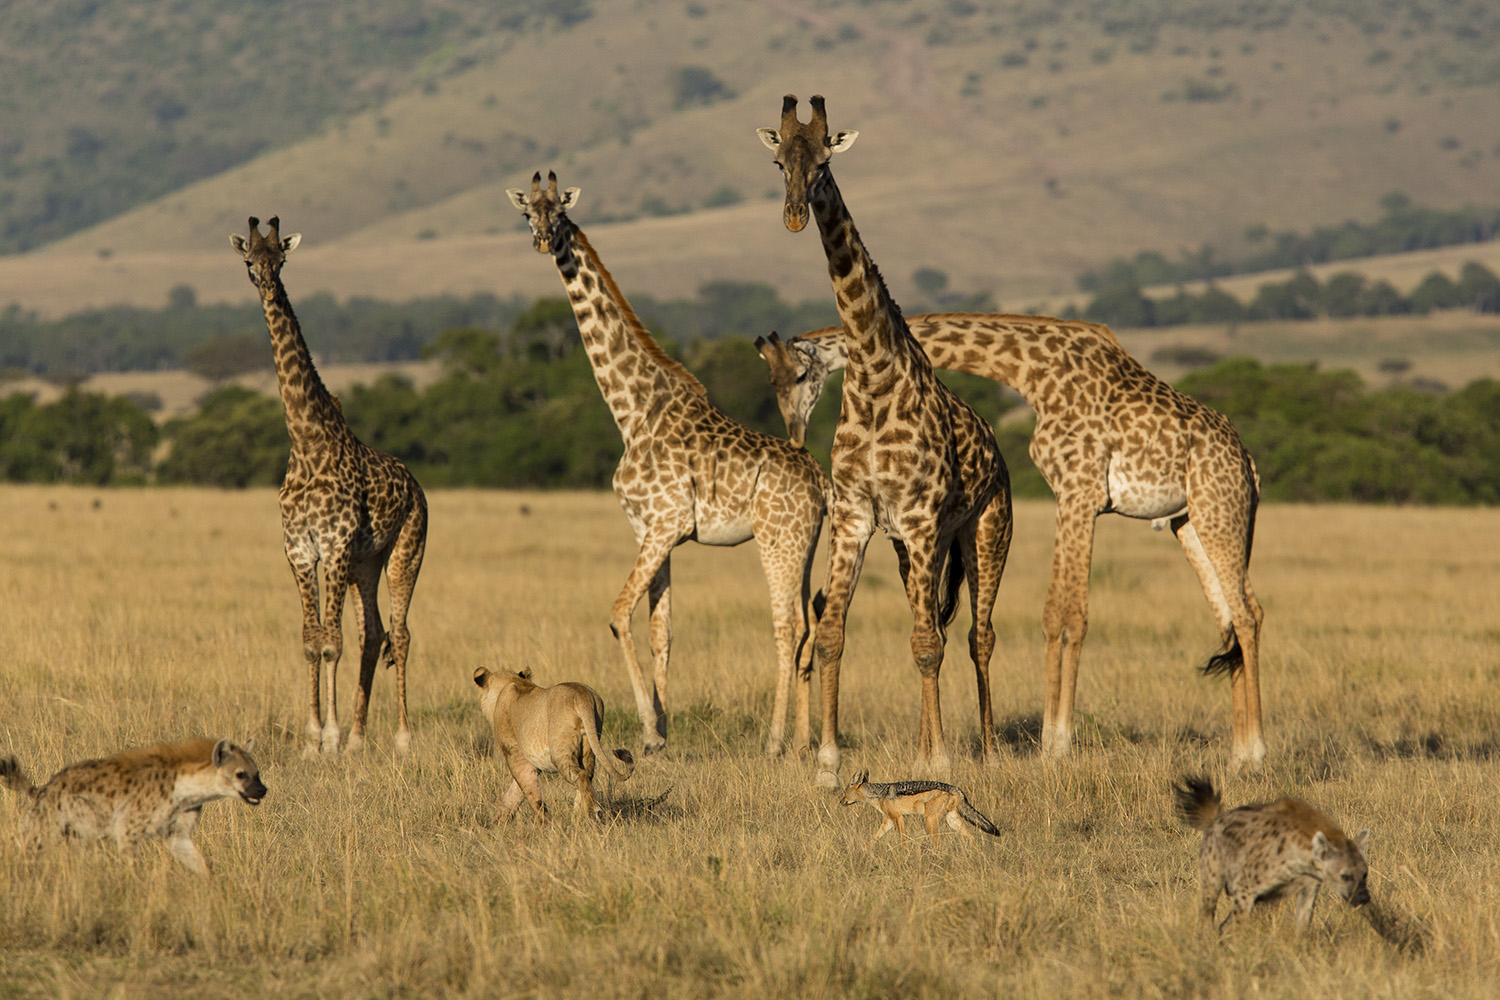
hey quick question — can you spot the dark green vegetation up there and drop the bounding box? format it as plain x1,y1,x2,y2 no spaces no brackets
1078,260,1500,329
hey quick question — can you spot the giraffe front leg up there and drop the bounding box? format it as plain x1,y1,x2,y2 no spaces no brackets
964,492,1012,765
757,525,815,758
611,526,680,755
813,515,872,788
344,568,384,755
646,560,672,750
288,555,324,759
1041,499,1098,758
318,551,354,754
902,530,950,779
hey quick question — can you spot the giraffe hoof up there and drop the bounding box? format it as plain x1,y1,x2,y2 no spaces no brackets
814,768,840,790
642,738,667,757
344,733,365,754
394,730,412,754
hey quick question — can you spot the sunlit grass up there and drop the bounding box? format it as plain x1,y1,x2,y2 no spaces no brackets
0,486,1497,997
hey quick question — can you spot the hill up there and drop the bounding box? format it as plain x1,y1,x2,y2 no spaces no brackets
3,0,1500,321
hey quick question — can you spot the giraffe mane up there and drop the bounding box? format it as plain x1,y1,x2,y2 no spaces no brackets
572,228,707,398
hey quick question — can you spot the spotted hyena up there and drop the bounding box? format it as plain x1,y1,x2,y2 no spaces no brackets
0,737,266,875
1174,775,1370,935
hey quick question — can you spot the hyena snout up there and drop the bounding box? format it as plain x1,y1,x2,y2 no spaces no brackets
238,774,268,805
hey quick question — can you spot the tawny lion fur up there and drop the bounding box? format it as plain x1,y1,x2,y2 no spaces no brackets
0,737,266,875
473,666,634,825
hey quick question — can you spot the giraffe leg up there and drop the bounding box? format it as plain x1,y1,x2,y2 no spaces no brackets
645,560,672,749
383,491,426,754
1174,513,1265,767
287,555,324,759
612,525,682,754
756,520,818,757
791,510,823,756
318,550,355,754
813,511,874,788
1041,498,1099,758
963,490,1012,765
345,565,384,755
899,527,950,779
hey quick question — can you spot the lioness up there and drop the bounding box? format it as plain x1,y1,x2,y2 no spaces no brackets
473,667,634,824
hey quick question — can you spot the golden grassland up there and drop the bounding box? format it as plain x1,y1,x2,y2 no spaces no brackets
1,486,1498,998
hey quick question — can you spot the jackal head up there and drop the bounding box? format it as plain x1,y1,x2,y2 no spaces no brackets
213,739,266,806
1313,828,1371,907
840,769,871,806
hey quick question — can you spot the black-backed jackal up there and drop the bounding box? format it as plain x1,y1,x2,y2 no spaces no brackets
840,769,1001,846
1174,775,1370,935
0,737,266,875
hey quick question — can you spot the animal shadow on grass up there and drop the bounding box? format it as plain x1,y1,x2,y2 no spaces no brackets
1364,730,1499,763
1361,901,1429,956
967,714,1042,758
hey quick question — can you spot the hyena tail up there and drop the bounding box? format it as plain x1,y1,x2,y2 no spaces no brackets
0,756,37,797
582,717,635,781
1173,775,1221,831
958,797,1003,838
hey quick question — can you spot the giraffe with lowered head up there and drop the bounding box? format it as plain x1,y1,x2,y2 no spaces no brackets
758,96,1013,786
756,313,1265,766
231,216,428,756
507,172,828,757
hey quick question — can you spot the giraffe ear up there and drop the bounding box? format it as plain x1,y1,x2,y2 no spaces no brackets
280,233,302,254
561,187,581,210
756,127,781,151
506,188,529,210
230,234,249,256
830,130,859,153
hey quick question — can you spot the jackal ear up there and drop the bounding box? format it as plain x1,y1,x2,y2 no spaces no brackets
1311,830,1331,861
212,738,230,768
1352,828,1370,851
852,769,869,785
473,667,490,687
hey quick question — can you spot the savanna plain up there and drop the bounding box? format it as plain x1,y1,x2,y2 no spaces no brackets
1,486,1497,998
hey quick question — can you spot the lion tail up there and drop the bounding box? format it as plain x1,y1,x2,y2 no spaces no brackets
583,716,635,781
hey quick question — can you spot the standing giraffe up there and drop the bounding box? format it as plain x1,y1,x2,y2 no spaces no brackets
758,96,1013,786
755,313,1265,765
230,216,427,757
506,172,828,757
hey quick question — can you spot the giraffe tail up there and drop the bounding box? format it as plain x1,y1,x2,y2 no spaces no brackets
1200,635,1243,678
938,537,965,628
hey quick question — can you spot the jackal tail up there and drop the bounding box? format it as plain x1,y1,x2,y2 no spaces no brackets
957,797,1002,837
1173,774,1221,831
582,717,635,781
0,756,37,797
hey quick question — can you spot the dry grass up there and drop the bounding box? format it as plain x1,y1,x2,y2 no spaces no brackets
1,486,1497,998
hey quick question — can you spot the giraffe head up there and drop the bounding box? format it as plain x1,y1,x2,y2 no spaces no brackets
507,171,581,254
754,331,831,448
230,216,302,291
757,94,858,233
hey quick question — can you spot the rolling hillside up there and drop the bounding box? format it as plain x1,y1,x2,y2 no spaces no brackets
3,0,1500,320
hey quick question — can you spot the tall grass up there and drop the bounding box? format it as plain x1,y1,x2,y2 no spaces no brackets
1,486,1496,997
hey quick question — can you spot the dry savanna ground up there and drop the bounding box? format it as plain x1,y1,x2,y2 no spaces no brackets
1,486,1497,998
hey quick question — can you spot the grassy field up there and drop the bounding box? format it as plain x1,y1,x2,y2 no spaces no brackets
1,486,1497,998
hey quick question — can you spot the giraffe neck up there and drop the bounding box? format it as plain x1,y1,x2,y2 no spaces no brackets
548,217,706,441
807,170,929,391
257,279,347,448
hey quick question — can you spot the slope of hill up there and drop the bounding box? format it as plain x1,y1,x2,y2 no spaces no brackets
4,0,1500,319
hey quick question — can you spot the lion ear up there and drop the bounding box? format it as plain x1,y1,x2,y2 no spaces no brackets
518,667,533,680
473,667,490,687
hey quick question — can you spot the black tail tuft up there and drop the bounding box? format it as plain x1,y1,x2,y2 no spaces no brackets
811,589,827,624
938,538,965,628
0,756,35,796
1173,774,1221,831
1201,635,1244,679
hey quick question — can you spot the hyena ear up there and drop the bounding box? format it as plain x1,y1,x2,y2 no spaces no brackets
1311,830,1331,861
242,737,256,755
473,667,490,687
212,738,230,768
1352,828,1371,851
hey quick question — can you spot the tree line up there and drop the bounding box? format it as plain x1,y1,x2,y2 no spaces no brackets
4,302,1499,506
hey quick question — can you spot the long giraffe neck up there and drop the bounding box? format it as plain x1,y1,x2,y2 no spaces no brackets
257,278,347,448
802,314,1133,418
808,169,929,391
548,216,707,441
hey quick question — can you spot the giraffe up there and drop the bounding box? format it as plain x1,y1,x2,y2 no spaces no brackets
506,172,828,758
230,216,428,757
758,96,1013,786
755,312,1266,765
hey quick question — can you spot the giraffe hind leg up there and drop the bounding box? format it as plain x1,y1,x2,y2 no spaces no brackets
344,567,384,755
384,494,427,754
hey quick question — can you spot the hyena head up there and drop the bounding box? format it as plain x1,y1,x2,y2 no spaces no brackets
1312,828,1371,907
840,769,871,806
213,739,267,806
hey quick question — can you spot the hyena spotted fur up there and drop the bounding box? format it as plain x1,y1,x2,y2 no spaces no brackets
1174,775,1370,935
0,737,266,875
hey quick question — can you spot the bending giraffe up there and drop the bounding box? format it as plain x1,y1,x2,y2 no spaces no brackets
755,312,1265,765
507,172,827,757
231,217,428,756
758,96,1013,786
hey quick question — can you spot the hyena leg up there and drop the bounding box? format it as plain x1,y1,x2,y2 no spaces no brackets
1292,876,1321,934
164,812,208,875
1217,892,1256,935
